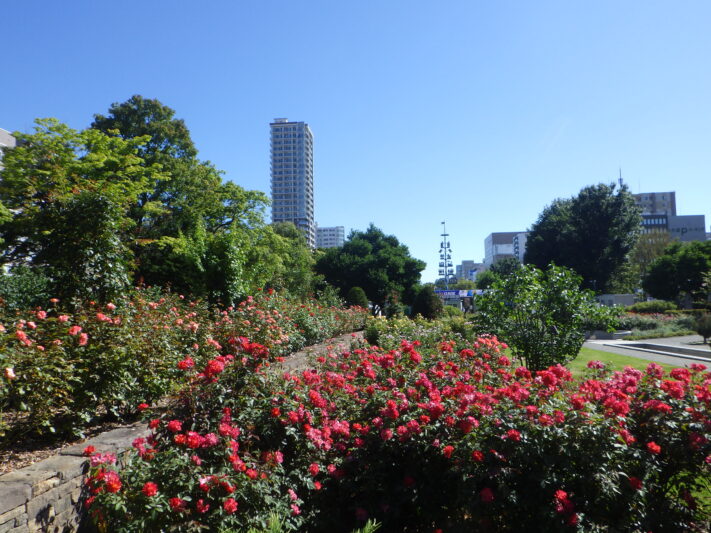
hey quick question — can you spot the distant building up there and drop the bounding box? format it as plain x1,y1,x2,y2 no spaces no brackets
270,119,315,248
668,215,706,242
316,226,345,248
633,191,705,242
633,191,676,217
0,128,16,169
513,232,528,262
484,232,524,267
455,260,484,281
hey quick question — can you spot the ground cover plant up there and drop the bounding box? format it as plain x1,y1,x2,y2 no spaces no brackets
86,330,710,532
0,289,367,441
617,312,696,340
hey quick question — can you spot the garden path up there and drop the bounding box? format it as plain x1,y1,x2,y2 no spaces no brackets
277,331,364,374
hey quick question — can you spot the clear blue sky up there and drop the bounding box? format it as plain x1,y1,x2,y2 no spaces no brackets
2,1,710,282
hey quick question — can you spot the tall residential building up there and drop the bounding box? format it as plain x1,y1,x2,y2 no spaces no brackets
0,128,17,169
270,118,315,248
316,226,345,248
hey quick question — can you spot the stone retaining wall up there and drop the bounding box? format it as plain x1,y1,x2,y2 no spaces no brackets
0,425,149,533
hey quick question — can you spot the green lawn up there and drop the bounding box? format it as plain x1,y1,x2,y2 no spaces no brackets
567,346,678,377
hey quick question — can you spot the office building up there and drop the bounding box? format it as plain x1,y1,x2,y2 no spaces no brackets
633,191,705,242
484,232,524,267
270,118,315,248
455,260,484,281
316,226,345,248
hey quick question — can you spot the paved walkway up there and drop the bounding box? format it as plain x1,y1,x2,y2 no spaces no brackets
584,334,710,368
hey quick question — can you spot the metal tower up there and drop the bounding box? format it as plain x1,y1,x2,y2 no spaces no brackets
439,221,453,289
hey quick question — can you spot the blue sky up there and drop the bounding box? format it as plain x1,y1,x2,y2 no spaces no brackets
3,1,710,282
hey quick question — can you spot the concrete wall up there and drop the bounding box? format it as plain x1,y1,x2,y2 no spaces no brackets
0,424,148,533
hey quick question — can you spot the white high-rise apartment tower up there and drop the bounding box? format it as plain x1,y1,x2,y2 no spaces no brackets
270,118,315,248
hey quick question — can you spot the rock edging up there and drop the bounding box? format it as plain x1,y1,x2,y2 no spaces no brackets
0,424,148,533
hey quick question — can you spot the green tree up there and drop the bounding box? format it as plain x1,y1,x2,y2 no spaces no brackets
476,264,610,370
475,270,497,290
315,224,425,315
489,256,522,278
411,284,444,319
525,183,642,292
643,241,711,305
0,119,159,302
91,96,271,301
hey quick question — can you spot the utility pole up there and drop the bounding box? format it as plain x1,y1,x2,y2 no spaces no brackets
439,221,453,290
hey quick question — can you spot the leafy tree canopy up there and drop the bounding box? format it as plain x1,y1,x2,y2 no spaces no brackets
0,119,160,293
315,224,425,315
524,183,642,292
643,240,711,304
489,256,522,278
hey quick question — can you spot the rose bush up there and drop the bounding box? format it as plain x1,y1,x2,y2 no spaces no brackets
86,332,710,532
0,289,368,440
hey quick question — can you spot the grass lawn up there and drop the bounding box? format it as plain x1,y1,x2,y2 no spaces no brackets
567,346,678,377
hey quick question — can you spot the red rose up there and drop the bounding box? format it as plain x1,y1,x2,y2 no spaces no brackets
647,441,661,455
223,498,238,514
142,482,158,497
83,445,96,457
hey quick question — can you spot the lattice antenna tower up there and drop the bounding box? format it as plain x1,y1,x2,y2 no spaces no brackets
439,221,454,289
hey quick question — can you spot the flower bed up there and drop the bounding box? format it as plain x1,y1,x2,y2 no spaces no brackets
85,332,710,531
0,289,368,442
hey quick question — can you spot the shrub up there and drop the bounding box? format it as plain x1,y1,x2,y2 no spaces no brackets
411,285,443,319
87,335,710,532
627,300,678,314
0,289,368,441
476,264,613,370
443,305,464,318
0,266,52,311
346,287,369,309
695,313,711,344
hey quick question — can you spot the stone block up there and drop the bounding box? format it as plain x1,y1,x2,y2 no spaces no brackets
0,469,58,498
0,506,25,529
0,482,31,514
87,425,149,452
24,455,86,481
5,523,29,533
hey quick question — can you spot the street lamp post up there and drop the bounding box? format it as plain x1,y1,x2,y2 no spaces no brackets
439,221,453,290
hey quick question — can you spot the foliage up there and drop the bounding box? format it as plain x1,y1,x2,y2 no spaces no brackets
0,119,160,302
315,224,425,315
443,305,464,318
489,257,521,278
524,183,642,292
643,241,711,305
87,333,710,532
476,264,613,370
475,270,497,290
269,222,319,298
92,95,273,304
627,300,678,314
411,284,444,319
345,287,369,308
0,289,367,441
0,265,52,311
694,314,711,344
614,312,696,340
